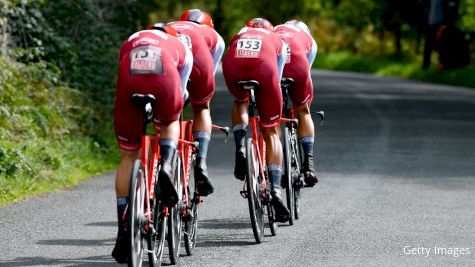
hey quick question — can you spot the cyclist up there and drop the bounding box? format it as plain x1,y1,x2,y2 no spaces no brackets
112,23,192,263
222,18,290,222
274,20,318,187
167,9,225,196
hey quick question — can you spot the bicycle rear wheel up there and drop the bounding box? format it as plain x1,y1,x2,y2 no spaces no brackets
147,200,167,267
128,159,146,267
184,165,199,255
246,138,265,243
283,127,295,225
167,155,183,265
267,199,278,236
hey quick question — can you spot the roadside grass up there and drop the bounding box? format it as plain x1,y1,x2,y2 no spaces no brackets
315,51,475,88
0,58,118,206
0,134,118,206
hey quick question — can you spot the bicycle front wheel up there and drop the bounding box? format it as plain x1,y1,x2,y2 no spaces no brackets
246,138,265,243
283,127,295,225
168,155,183,265
128,159,146,267
147,201,167,267
289,126,303,220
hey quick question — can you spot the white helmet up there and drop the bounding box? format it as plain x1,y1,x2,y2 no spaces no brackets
285,20,310,33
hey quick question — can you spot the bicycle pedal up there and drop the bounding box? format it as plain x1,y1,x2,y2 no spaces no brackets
240,190,249,198
192,196,202,204
177,202,187,213
149,223,156,235
182,214,192,222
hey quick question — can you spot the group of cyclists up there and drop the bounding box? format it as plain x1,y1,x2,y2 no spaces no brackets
112,8,319,263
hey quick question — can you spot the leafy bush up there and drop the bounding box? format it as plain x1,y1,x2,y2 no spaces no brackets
0,0,135,205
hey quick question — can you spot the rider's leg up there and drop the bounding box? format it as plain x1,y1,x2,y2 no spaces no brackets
192,101,214,196
262,126,290,222
157,120,180,207
231,100,249,180
112,149,139,263
295,103,317,186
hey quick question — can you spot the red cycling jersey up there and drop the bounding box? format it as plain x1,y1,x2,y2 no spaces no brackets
114,30,190,151
168,21,218,104
274,24,314,107
223,27,284,128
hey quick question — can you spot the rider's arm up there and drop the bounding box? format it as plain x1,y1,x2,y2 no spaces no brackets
277,41,288,81
179,45,193,97
212,33,225,74
307,36,318,67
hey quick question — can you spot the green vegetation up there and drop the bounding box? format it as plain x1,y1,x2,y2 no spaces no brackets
0,57,118,206
315,52,475,88
0,0,136,205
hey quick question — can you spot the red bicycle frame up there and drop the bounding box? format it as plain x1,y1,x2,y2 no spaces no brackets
177,121,230,216
141,132,165,228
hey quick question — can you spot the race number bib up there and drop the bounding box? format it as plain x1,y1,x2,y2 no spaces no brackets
235,39,262,58
177,34,192,49
130,45,163,76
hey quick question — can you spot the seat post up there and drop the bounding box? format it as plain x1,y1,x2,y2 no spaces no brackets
249,89,257,118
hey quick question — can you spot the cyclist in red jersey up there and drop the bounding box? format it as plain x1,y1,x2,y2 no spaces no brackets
223,18,290,222
167,9,225,196
112,23,193,263
274,20,319,187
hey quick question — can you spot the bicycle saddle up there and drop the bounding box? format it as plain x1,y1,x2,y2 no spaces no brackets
131,93,156,108
281,78,295,89
237,80,260,90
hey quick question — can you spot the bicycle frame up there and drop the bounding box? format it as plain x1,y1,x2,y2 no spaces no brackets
142,133,162,228
246,88,269,196
178,120,195,215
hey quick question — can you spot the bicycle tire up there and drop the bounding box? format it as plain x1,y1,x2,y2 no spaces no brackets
147,199,167,266
290,127,302,220
128,159,146,267
283,127,295,225
184,165,199,256
267,200,278,236
246,138,264,243
167,155,183,265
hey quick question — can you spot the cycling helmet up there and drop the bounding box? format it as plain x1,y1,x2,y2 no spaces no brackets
246,18,274,31
181,9,214,28
147,22,178,37
285,19,310,33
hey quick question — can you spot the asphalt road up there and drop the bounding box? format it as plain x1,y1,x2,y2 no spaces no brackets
1,70,474,266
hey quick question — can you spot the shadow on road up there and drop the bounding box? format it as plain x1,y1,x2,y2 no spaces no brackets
0,255,116,267
199,218,250,230
84,221,116,227
37,237,114,247
195,218,263,247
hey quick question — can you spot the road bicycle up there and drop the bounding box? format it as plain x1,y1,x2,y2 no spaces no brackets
127,93,230,266
127,93,168,267
170,117,229,264
280,78,324,224
237,80,297,243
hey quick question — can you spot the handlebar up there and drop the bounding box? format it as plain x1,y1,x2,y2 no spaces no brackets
311,111,325,125
212,125,230,142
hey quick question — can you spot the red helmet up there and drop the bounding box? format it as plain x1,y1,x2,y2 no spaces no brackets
285,19,310,33
181,9,214,28
245,18,273,31
146,22,178,37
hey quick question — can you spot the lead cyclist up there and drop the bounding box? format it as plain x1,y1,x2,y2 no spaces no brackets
274,20,319,187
